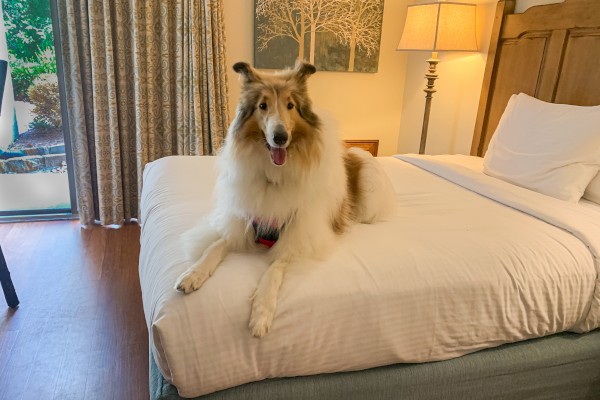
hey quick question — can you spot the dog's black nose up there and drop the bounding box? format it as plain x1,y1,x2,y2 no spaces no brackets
273,129,288,146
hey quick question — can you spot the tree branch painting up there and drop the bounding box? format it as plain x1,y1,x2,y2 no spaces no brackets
254,0,384,73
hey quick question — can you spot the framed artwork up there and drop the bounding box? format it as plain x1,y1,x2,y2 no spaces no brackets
254,0,385,73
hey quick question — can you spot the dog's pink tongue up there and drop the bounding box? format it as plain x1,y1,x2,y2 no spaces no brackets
271,147,287,166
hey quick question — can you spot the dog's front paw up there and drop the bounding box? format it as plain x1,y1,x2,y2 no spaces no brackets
249,296,275,338
174,270,206,294
249,310,273,338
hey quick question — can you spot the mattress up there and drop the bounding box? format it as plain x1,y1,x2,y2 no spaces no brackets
139,154,600,398
150,330,600,400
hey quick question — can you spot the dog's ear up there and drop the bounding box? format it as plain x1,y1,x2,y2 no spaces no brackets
233,62,261,84
293,61,317,84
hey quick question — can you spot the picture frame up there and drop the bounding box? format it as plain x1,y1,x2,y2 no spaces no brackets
254,0,385,73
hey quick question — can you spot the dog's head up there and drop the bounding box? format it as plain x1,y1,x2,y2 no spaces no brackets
231,61,321,167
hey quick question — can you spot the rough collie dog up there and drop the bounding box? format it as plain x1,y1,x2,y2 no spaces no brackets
175,61,394,337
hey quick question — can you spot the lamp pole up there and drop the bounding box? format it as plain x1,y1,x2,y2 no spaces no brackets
419,51,439,154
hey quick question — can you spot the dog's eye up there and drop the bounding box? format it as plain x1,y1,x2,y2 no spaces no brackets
259,103,267,110
287,103,294,110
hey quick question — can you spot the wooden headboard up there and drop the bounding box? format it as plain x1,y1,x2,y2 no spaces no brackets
471,0,600,156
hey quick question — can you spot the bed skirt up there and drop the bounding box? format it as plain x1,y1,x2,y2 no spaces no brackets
150,329,600,400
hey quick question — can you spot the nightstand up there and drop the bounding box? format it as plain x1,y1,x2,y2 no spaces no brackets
343,140,379,156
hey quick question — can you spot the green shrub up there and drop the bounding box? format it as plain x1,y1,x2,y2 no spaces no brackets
4,0,56,101
9,48,57,101
8,57,37,101
36,48,57,74
27,74,62,129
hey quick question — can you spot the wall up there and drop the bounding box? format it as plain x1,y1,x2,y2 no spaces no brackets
223,0,410,156
397,0,565,155
515,0,564,13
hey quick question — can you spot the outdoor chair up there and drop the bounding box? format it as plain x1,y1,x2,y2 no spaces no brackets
0,245,19,308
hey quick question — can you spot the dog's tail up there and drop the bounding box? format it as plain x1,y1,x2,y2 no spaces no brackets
346,147,396,223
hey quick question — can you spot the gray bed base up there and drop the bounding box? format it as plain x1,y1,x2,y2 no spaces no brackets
151,329,600,400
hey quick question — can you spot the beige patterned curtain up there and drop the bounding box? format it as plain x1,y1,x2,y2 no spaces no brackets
56,0,229,226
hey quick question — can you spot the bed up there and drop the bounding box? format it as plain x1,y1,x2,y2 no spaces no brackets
140,1,600,399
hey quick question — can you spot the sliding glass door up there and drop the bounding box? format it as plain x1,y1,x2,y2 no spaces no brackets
0,0,76,218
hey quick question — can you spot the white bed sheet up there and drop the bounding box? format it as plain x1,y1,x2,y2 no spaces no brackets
139,154,600,398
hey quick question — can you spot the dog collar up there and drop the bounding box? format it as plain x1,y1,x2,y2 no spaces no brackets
252,219,281,248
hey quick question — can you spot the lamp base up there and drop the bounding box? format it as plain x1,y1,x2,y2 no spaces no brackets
419,54,440,154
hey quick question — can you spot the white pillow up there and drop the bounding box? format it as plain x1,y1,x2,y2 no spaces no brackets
483,93,600,202
584,173,600,204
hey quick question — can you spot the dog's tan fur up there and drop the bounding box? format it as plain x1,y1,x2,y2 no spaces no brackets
332,151,364,233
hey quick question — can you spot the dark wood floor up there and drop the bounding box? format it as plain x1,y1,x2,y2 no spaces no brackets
0,221,148,400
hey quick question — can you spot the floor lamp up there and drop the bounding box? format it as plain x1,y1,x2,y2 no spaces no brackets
397,1,478,154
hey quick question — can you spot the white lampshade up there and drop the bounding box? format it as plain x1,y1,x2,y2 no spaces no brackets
397,2,478,52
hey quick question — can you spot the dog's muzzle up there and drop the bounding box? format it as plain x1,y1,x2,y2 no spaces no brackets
268,127,288,166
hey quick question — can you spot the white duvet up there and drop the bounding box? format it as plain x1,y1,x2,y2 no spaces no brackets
139,154,600,398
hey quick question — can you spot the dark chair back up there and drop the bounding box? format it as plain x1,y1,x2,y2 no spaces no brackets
0,245,20,308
